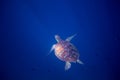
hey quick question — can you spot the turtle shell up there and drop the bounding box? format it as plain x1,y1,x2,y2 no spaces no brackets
54,40,79,62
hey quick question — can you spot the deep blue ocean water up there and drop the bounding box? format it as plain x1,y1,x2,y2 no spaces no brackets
0,0,120,80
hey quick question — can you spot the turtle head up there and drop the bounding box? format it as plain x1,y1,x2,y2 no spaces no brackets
55,35,62,42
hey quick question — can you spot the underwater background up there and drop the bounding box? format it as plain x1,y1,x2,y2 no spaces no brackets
0,0,120,80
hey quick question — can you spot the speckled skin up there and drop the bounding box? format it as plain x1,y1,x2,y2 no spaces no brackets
54,40,79,62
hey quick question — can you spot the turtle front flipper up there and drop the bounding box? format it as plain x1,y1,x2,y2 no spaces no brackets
65,34,77,42
65,61,71,70
50,44,56,53
47,44,55,56
77,59,84,64
47,44,56,56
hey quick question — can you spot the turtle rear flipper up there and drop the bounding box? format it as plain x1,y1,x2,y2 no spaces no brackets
65,61,71,70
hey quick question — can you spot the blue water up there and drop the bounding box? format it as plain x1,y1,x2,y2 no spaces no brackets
1,0,120,80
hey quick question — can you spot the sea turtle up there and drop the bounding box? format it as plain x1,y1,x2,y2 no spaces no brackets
50,34,83,70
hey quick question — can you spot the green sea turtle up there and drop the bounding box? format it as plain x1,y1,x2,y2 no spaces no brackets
50,34,83,70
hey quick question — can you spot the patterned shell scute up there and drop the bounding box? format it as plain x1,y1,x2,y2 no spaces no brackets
54,41,79,62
